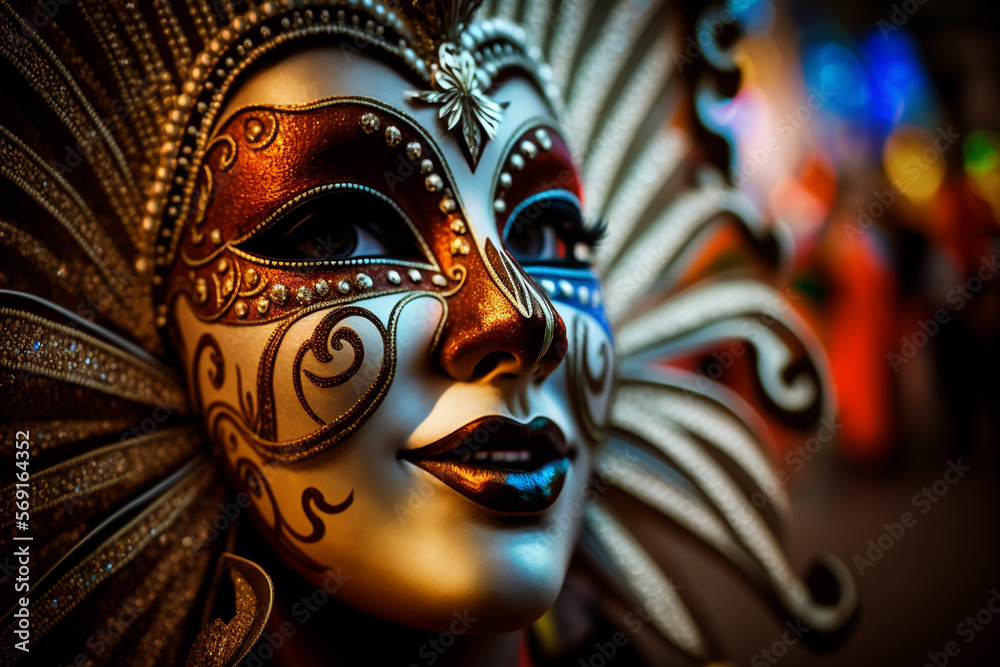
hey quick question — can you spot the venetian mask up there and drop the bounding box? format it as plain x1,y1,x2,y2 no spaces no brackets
1,1,860,664
166,35,614,631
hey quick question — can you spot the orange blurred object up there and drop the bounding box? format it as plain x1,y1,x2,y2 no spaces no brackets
822,213,898,466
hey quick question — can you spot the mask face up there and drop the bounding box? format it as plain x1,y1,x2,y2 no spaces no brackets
167,47,615,631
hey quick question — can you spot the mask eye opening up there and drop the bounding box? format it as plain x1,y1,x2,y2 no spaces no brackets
501,189,605,267
233,183,437,269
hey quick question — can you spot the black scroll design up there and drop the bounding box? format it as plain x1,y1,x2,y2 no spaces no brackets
236,364,258,434
570,315,614,442
235,457,353,572
192,333,225,419
291,310,368,426
203,295,427,464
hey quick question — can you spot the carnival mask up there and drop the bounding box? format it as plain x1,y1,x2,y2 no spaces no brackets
167,44,614,630
1,1,859,664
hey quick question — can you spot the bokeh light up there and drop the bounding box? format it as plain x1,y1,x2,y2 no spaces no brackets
882,125,946,201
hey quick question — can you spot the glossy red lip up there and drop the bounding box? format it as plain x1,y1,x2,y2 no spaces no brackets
399,416,572,512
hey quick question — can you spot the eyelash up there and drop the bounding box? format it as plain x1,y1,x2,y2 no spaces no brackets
499,190,607,267
577,217,608,249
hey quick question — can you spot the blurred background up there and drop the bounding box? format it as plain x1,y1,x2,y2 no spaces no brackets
675,0,1000,663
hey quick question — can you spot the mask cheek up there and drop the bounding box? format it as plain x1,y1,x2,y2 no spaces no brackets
553,302,616,445
170,297,272,430
267,306,388,442
170,298,364,573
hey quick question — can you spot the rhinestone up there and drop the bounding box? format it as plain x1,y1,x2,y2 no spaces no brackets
244,268,259,286
559,279,574,298
578,285,590,305
315,279,330,296
194,278,208,304
439,197,456,213
534,129,552,150
406,141,422,159
493,199,506,213
221,276,235,295
210,229,222,244
449,218,467,234
356,273,373,289
510,154,525,171
450,238,471,255
420,159,433,174
520,140,537,159
217,258,229,272
245,118,264,142
540,279,557,296
296,286,313,303
385,125,402,146
499,172,512,188
270,284,288,305
408,269,422,282
234,302,249,318
360,113,380,134
337,280,351,294
387,270,402,285
425,174,443,192
431,274,449,287
256,297,270,314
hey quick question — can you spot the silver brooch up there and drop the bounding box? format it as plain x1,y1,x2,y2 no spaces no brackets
411,43,504,168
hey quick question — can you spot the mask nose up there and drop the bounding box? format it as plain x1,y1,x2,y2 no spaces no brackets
435,240,567,382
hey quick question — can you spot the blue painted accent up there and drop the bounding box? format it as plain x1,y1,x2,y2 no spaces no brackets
524,265,612,336
507,458,569,502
